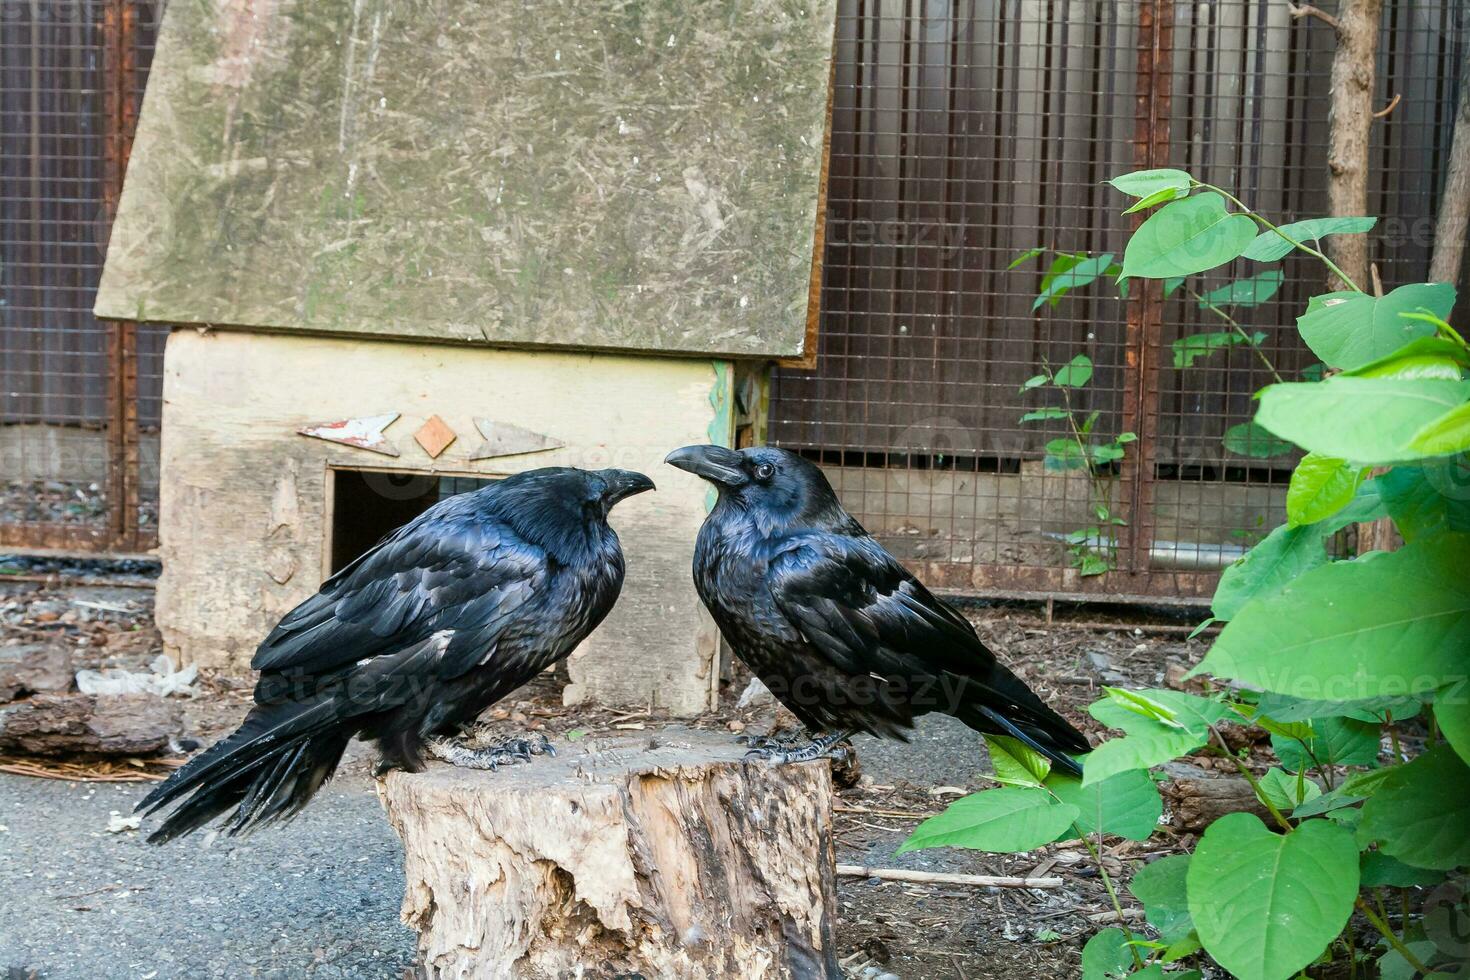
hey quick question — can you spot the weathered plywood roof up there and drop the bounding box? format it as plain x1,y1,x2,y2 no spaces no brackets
96,0,834,358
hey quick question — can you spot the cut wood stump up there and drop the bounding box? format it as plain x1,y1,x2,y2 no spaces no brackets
378,726,841,979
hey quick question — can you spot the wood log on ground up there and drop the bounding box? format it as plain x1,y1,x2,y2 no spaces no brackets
379,726,841,979
0,643,74,702
0,692,182,755
1162,762,1324,833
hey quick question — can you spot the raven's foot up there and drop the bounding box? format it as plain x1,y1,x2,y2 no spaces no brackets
427,732,555,771
735,727,804,752
743,729,853,765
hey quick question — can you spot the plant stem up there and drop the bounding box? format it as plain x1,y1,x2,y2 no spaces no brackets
1074,823,1145,971
1194,181,1367,295
1187,287,1285,383
1385,711,1405,764
1210,726,1293,832
1356,897,1431,974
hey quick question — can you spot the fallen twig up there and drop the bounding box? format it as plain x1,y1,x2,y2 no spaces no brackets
835,864,1064,889
0,755,185,782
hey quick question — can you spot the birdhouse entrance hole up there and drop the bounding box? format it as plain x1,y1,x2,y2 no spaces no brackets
328,468,497,574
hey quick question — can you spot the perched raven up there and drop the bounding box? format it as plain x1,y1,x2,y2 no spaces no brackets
665,445,1088,775
138,466,654,843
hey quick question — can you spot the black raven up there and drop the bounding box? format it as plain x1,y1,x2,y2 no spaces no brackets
665,445,1088,775
137,466,654,843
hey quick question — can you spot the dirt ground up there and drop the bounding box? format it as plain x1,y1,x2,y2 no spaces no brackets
1,560,1234,979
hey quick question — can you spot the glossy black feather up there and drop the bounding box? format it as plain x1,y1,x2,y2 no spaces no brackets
670,445,1089,776
139,466,649,842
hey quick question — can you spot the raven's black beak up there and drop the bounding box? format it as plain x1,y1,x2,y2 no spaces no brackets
664,444,746,487
600,469,656,505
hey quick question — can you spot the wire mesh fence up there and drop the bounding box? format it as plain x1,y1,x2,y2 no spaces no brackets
2,0,1467,584
1,0,161,552
771,0,1468,601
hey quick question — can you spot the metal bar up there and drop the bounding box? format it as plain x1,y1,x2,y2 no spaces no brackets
102,0,127,550
1119,0,1172,576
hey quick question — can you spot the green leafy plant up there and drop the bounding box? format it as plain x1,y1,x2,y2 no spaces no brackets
909,169,1470,980
1013,252,1136,575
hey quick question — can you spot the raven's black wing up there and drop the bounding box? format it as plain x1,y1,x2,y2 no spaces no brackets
766,533,1089,767
251,510,546,682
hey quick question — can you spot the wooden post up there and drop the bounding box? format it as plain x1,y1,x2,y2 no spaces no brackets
1321,0,1385,293
378,727,842,979
1430,50,1470,291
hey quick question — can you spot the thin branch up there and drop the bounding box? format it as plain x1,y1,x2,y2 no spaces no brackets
1194,181,1367,294
1286,1,1340,32
1187,288,1286,384
1372,93,1402,119
834,865,1064,889
1210,725,1294,832
1356,897,1432,975
1076,825,1146,970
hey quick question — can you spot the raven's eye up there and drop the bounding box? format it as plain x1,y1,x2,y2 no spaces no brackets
754,463,775,480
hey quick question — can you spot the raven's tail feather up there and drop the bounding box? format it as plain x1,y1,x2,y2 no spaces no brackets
138,701,350,844
972,704,1086,778
947,667,1091,778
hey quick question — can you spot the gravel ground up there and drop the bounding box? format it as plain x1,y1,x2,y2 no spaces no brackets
0,724,989,980
0,752,415,980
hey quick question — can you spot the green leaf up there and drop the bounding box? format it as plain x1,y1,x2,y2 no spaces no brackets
1108,168,1193,199
1046,769,1162,841
1021,373,1049,392
1094,689,1232,733
1211,523,1329,622
898,787,1079,854
1435,682,1470,766
1045,437,1090,471
1171,330,1268,369
1036,252,1087,302
1223,421,1295,458
1271,715,1380,772
1343,336,1470,380
1084,691,1232,785
1008,246,1046,270
1121,193,1258,280
1242,216,1378,263
1198,270,1284,309
1254,378,1470,465
1254,691,1421,724
1129,854,1193,943
1286,453,1363,527
1359,850,1446,888
985,733,1051,787
1187,814,1359,980
1054,354,1094,387
1377,464,1470,542
1295,283,1456,370
1378,941,1441,980
1199,534,1470,700
1161,932,1203,964
1082,927,1135,980
1123,186,1183,214
1034,253,1116,309
1255,766,1323,811
1409,400,1470,454
1020,408,1071,422
1081,728,1205,787
1357,745,1470,871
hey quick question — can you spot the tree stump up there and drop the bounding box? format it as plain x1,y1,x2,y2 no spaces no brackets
378,726,842,979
